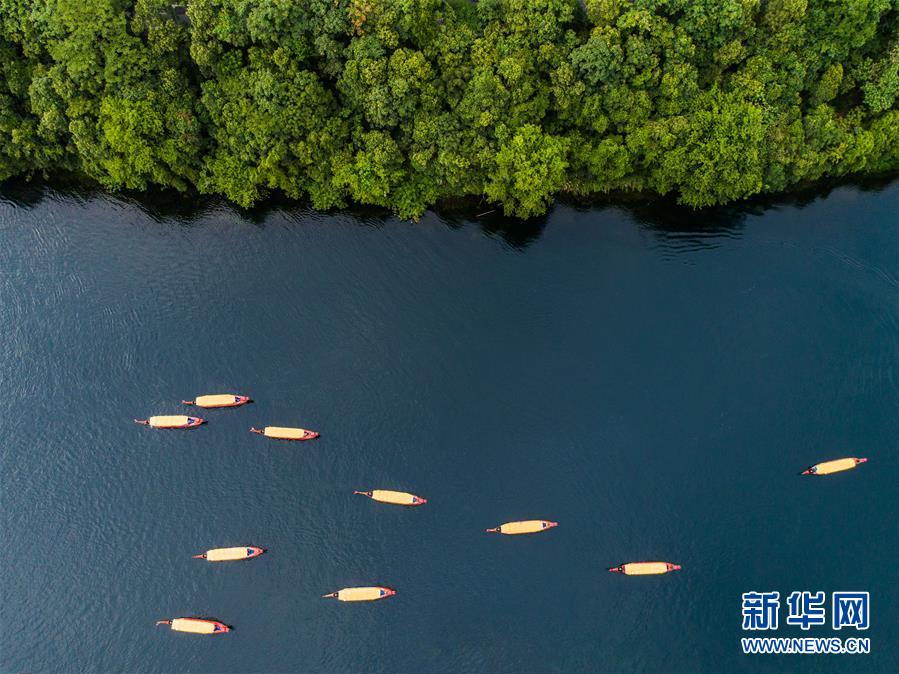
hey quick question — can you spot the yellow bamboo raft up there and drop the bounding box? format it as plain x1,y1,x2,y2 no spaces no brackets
183,394,250,408
486,520,557,535
251,426,319,440
194,546,264,561
609,561,681,575
157,618,229,634
323,587,396,602
136,415,203,429
354,490,427,506
802,457,867,475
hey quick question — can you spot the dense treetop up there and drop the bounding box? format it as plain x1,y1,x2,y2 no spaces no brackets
1,0,897,218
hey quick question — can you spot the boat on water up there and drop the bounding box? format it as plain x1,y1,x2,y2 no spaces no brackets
183,394,251,408
134,415,204,429
322,587,396,602
608,562,681,575
156,618,230,634
801,457,867,475
193,546,264,561
250,426,319,440
486,520,557,535
354,490,427,506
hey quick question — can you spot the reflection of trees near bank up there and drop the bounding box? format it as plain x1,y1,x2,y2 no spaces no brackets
1,174,895,253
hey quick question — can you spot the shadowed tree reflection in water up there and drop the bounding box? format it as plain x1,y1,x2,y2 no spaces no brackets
2,175,896,253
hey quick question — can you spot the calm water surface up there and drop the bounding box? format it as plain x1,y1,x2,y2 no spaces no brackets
1,180,897,673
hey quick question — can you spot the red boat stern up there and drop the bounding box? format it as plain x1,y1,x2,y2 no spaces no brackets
185,417,205,428
380,587,397,598
545,521,558,529
667,563,682,572
855,457,868,465
304,430,320,440
246,547,265,559
212,621,230,633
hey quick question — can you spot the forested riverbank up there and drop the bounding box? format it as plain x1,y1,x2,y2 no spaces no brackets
2,0,897,218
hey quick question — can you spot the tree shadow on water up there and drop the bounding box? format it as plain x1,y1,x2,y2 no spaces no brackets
472,211,548,250
564,172,898,254
432,199,549,250
2,172,896,252
0,175,217,224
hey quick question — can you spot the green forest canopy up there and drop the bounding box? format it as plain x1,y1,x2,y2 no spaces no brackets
1,0,897,218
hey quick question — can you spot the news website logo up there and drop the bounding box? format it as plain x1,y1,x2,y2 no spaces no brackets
740,591,870,655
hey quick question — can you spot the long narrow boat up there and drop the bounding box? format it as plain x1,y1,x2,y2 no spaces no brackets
156,618,230,634
134,415,204,429
183,394,251,408
801,457,867,475
250,426,319,440
322,587,396,602
354,490,427,506
486,520,557,535
608,562,681,575
193,546,264,562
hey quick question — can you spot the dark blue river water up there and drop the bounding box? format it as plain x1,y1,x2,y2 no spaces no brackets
1,179,897,673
